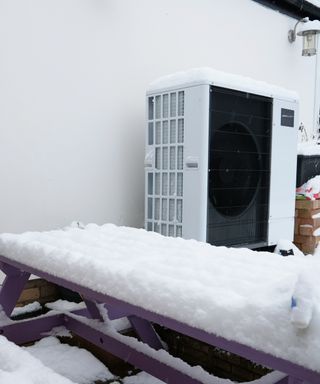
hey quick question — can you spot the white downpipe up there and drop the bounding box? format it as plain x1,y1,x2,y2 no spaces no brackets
314,35,320,141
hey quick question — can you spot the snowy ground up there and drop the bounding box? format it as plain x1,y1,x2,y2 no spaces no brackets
0,332,163,384
0,332,287,384
30,338,185,384
26,336,113,383
0,299,163,383
0,298,159,383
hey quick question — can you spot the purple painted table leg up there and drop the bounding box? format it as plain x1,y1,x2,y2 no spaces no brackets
0,263,30,316
83,298,104,320
128,315,163,350
84,298,163,350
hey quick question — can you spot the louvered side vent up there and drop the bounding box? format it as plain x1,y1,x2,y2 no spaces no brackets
146,91,184,237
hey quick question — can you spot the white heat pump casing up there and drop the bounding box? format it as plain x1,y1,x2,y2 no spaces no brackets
268,98,299,244
145,70,299,247
182,85,210,243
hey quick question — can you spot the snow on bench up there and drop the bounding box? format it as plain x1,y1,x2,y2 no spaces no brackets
0,335,75,383
0,223,319,374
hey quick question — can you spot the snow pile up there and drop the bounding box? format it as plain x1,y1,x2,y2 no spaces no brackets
148,67,297,100
45,299,86,312
298,19,320,34
43,326,73,338
11,301,41,318
46,299,131,332
0,335,76,384
96,303,131,331
26,336,113,384
123,371,286,384
274,239,304,257
307,0,320,8
297,141,320,156
123,372,164,384
1,224,320,371
296,175,320,199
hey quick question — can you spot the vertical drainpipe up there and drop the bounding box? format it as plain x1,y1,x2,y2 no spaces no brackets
314,34,320,141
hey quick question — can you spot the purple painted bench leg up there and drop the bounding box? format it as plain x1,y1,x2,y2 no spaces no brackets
84,298,163,350
128,315,163,350
0,313,65,344
83,298,104,320
0,262,30,316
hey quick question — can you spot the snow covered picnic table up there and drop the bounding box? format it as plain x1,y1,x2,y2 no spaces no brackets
0,223,319,384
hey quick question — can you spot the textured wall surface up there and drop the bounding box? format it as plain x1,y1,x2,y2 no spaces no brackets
0,0,317,232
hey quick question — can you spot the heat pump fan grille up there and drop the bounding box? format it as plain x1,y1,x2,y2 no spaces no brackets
207,86,272,247
146,91,185,237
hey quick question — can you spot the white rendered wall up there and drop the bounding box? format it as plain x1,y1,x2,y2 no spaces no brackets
0,0,317,233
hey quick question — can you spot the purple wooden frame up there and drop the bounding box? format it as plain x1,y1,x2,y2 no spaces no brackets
0,254,318,384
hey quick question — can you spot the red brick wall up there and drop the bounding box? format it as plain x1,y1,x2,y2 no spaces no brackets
294,200,320,254
155,326,270,382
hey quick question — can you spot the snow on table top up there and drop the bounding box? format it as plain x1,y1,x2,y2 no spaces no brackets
147,67,298,101
0,224,320,373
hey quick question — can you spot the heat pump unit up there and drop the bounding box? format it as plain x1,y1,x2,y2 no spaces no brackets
145,68,298,248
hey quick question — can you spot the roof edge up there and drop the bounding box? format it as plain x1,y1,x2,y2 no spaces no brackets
253,0,320,21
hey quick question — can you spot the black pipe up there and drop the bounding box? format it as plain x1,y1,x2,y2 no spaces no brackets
253,0,320,20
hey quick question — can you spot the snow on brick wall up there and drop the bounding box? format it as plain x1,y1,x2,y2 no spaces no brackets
0,0,317,232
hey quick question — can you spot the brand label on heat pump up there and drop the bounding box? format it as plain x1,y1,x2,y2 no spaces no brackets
281,108,294,127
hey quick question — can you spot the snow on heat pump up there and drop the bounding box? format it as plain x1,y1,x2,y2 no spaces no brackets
144,68,299,248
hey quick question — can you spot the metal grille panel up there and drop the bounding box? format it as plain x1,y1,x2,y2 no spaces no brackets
146,91,184,237
207,86,272,247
